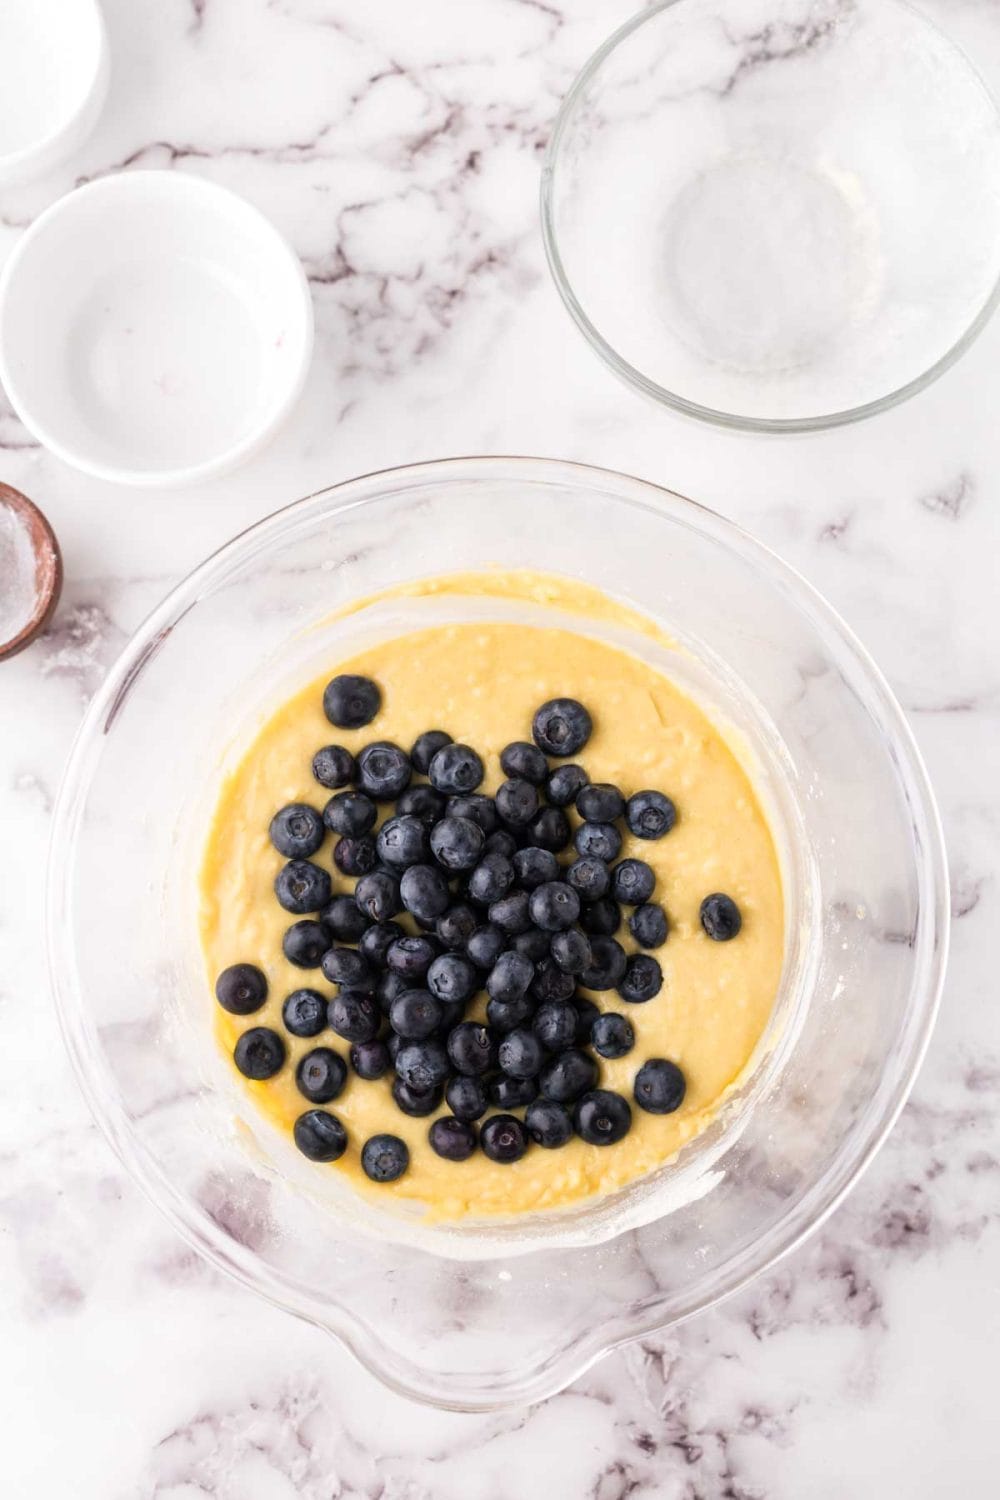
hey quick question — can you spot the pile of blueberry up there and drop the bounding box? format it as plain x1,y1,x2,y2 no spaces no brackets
215,673,743,1184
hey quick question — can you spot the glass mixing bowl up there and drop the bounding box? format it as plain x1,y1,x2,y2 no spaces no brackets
541,0,1000,431
49,457,947,1409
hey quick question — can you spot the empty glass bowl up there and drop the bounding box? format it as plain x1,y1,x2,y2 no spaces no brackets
542,0,1000,430
49,458,947,1408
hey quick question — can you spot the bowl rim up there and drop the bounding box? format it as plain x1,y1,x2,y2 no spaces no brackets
46,456,950,1408
0,0,109,185
539,0,1000,434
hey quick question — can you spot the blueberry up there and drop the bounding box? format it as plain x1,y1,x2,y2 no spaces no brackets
629,902,669,949
483,829,518,859
497,1027,544,1079
582,936,627,990
295,1046,347,1104
447,1020,496,1075
528,806,572,852
576,783,625,823
436,903,478,950
573,997,600,1045
356,741,412,801
323,790,377,837
269,803,324,859
480,1113,529,1162
486,993,535,1033
428,743,484,795
611,858,656,906
429,1116,478,1161
282,920,329,968
462,927,503,974
376,815,430,870
626,790,677,841
400,863,451,923
391,1077,442,1116
574,1089,631,1145
359,920,405,969
525,1098,573,1148
529,881,581,932
321,946,373,990
322,893,371,942
532,698,593,757
323,674,380,729
350,1038,390,1080
411,729,453,774
312,744,355,790
512,847,558,889
395,1039,450,1092
700,893,742,941
591,1013,634,1058
386,938,435,984
354,870,401,923
234,1027,286,1080
327,989,380,1043
545,763,589,807
618,953,663,1003
377,970,410,1014
533,999,578,1051
487,950,534,1002
396,783,447,826
333,835,377,877
467,853,515,906
539,1048,598,1102
215,964,267,1015
427,953,478,1004
563,859,607,904
549,928,592,975
361,1133,409,1182
294,1109,347,1162
282,988,328,1037
390,990,443,1040
530,958,576,1004
574,821,622,863
430,814,486,872
580,897,622,937
488,889,532,934
500,740,548,785
634,1058,686,1114
446,1074,489,1122
496,778,539,827
511,927,551,963
489,1075,539,1109
447,793,498,833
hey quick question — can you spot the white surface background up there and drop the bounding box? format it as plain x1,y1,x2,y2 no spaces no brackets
1,1,997,1494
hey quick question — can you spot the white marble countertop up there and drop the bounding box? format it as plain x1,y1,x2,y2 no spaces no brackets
1,0,998,1493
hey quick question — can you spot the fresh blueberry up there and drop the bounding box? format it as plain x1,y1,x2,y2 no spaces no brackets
411,729,453,774
234,1027,286,1080
376,815,430,870
361,1133,409,1182
320,946,373,991
400,863,451,923
480,1113,529,1163
488,889,532,934
533,1000,578,1051
576,783,625,823
311,744,355,790
327,989,380,1043
377,970,410,1014
634,1058,686,1114
574,1089,632,1145
429,1117,478,1161
574,821,622,863
427,953,478,1004
512,846,559,889
333,835,377,877
295,1046,347,1104
497,1027,544,1079
350,1038,390,1080
486,993,536,1033
390,990,443,1040
500,740,548,785
446,1074,489,1122
527,806,571,852
467,853,514,906
430,814,486,872
529,881,581,932
215,964,267,1015
323,674,380,729
447,793,498,833
565,857,610,902
322,893,371,941
396,783,447,826
539,1048,598,1102
386,934,437,981
525,1098,573,1148
573,997,600,1045
532,698,593,757
483,829,518,859
487,950,534,1002
354,870,402,923
282,920,329,968
294,1109,347,1161
281,988,328,1037
496,778,539,827
629,902,669,949
466,923,507,970
700,893,742,941
530,958,576,1004
511,927,551,963
395,1039,450,1092
582,936,628,991
269,803,324,859
611,858,656,906
391,1077,442,1116
618,954,663,1003
489,1075,539,1109
359,920,405,969
436,903,478,950
356,741,412,801
446,1020,496,1075
591,1013,635,1058
545,763,589,807
579,897,622,937
428,743,484,795
323,790,377,837
549,927,592,975
626,790,677,841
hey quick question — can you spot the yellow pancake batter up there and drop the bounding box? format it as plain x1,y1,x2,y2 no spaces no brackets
200,574,784,1220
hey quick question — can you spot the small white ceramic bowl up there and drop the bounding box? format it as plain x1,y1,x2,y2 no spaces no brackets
0,172,314,486
0,0,109,188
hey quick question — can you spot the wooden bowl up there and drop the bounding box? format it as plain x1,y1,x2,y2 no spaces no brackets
0,483,63,661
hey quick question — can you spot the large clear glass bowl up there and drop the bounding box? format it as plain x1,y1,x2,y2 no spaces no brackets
48,457,948,1409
